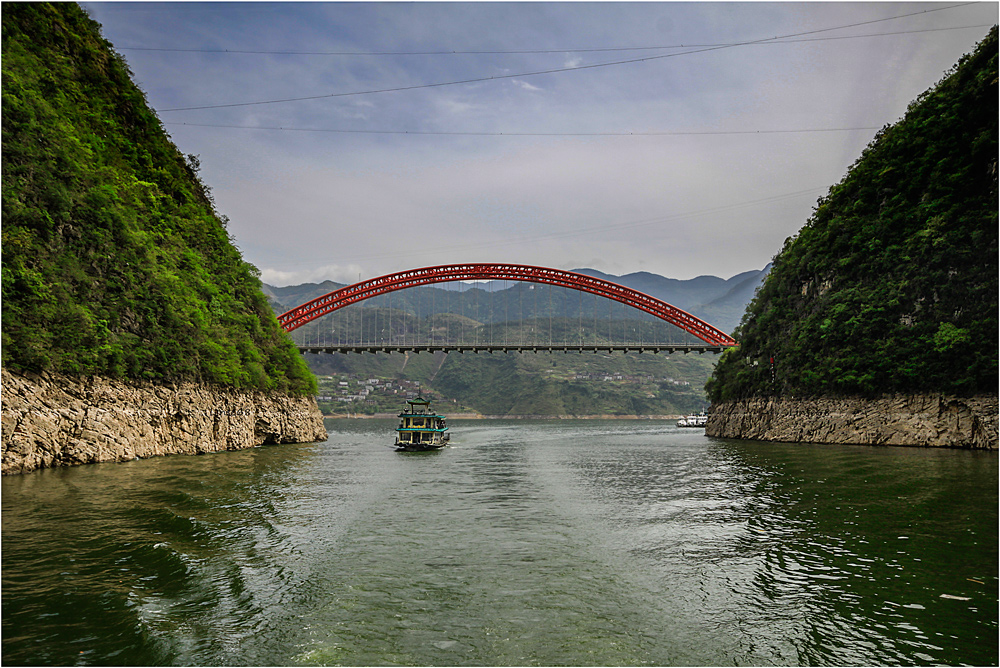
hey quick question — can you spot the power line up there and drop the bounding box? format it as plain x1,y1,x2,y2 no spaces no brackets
164,121,882,137
120,24,993,56
158,3,978,112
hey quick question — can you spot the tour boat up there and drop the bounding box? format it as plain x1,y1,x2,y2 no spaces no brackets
394,396,450,451
677,412,708,428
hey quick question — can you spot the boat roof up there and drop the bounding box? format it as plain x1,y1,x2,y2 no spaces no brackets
398,410,446,418
399,395,447,417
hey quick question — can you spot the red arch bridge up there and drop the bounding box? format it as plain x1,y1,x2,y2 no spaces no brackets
278,263,738,355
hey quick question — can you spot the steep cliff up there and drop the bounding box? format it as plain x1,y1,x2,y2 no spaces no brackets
708,394,997,449
706,29,997,446
2,3,325,472
2,3,315,394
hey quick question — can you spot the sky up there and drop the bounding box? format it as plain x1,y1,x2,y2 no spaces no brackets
80,1,998,287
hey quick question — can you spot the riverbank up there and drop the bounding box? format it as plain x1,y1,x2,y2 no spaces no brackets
1,368,327,475
706,393,998,448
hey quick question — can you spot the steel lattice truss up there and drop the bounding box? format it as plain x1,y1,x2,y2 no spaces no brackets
277,263,737,347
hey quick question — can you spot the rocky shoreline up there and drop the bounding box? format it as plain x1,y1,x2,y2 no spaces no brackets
1,368,328,475
706,393,998,449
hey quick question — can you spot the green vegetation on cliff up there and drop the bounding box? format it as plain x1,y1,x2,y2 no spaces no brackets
708,28,998,402
2,3,315,394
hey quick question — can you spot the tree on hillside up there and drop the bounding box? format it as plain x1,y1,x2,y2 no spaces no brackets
2,3,316,394
707,27,997,402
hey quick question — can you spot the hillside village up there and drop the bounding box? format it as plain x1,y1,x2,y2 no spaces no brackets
316,368,694,416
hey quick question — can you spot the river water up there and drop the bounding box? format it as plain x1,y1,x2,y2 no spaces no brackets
2,420,996,666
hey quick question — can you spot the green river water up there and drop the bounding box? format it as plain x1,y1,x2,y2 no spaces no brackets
2,419,996,666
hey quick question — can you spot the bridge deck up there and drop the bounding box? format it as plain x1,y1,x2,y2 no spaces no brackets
297,343,728,355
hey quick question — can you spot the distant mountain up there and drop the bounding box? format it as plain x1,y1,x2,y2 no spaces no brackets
691,265,772,335
571,267,770,333
263,266,769,336
261,280,344,312
573,269,729,312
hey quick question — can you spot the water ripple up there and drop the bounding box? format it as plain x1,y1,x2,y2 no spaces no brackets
2,422,996,666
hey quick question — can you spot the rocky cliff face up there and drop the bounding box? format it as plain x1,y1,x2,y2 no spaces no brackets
1,368,328,475
706,394,997,449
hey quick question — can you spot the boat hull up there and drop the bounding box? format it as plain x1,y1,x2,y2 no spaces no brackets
394,432,450,451
394,442,448,452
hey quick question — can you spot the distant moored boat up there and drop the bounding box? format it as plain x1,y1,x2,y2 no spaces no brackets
677,411,707,428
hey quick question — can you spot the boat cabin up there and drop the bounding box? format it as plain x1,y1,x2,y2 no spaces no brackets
395,396,450,450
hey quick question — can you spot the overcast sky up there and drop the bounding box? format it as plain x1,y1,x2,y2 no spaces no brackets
81,1,997,286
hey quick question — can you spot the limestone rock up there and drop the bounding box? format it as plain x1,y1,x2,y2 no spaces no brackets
1,368,327,475
706,394,997,448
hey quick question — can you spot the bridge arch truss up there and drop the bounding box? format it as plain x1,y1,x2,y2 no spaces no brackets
278,263,736,348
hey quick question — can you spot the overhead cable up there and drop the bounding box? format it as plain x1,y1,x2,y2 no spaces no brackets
121,24,992,56
164,121,883,137
157,3,978,112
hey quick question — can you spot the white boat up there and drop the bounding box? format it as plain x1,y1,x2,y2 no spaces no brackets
677,412,707,428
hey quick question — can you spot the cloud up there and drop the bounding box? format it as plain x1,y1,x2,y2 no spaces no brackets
435,98,481,116
260,264,365,287
511,79,543,92
82,1,997,286
219,128,842,284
